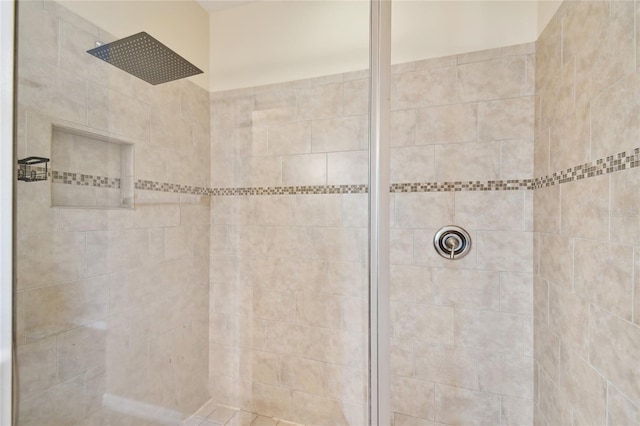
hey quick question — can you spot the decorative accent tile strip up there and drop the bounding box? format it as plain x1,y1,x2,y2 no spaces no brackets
46,147,640,196
209,184,368,196
135,179,210,196
51,170,120,189
390,180,533,193
532,147,640,189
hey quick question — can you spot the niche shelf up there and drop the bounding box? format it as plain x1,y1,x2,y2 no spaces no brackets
51,125,134,209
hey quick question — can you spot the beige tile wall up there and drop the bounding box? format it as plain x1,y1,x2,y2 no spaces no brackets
15,1,210,425
389,45,535,426
534,1,640,425
210,42,535,425
209,71,372,426
208,193,370,425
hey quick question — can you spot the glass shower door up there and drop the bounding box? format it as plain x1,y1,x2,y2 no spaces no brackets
14,1,213,424
13,0,374,425
206,1,372,424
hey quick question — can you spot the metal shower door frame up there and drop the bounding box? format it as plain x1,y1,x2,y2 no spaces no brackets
368,0,391,425
0,0,15,424
0,0,393,423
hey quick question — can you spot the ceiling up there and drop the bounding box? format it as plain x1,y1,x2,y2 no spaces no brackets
197,0,260,12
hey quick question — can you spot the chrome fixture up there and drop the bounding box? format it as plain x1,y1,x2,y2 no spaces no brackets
434,225,471,260
87,32,203,85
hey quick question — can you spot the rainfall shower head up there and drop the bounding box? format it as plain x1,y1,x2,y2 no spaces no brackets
87,32,203,85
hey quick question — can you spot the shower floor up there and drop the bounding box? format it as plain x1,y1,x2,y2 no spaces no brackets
183,399,303,426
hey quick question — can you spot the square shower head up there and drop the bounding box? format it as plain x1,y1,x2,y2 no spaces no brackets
87,32,203,85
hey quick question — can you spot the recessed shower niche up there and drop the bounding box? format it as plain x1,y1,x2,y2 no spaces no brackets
51,125,134,209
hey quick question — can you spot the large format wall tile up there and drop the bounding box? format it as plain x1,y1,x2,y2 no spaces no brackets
574,239,634,321
327,150,368,185
455,191,526,231
478,96,534,142
548,285,589,358
454,309,526,354
434,384,501,426
610,166,640,245
268,121,311,155
458,56,528,102
502,396,533,426
24,276,108,341
415,103,478,145
607,384,640,426
434,142,501,181
296,82,344,120
560,174,609,241
392,66,457,110
391,109,416,147
18,59,88,126
476,231,533,273
17,231,86,290
392,302,454,345
500,272,533,315
589,306,640,404
591,73,640,160
538,233,573,289
413,343,477,389
477,353,533,399
390,146,435,183
312,116,367,152
503,139,534,180
282,153,326,186
535,2,640,424
559,344,607,425
432,268,500,310
394,192,454,229
16,336,58,400
391,376,436,420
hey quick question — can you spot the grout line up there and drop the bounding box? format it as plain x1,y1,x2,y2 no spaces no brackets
560,9,565,68
608,174,612,244
633,0,640,70
632,246,636,325
605,380,610,426
547,128,551,181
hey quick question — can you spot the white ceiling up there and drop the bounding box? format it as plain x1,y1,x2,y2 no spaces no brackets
197,0,259,12
200,0,561,92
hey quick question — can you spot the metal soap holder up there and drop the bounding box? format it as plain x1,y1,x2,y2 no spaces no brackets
17,157,50,182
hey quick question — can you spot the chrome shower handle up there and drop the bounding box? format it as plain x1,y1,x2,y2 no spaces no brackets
434,226,471,260
444,234,461,259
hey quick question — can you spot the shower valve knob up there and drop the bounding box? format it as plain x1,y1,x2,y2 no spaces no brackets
434,226,471,260
444,236,460,259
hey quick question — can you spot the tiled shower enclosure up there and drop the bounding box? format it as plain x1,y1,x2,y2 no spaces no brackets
208,41,535,425
12,0,640,425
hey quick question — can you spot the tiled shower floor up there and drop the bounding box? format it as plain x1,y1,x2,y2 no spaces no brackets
183,399,303,426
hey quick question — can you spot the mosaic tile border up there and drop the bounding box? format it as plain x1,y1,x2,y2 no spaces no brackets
135,179,210,196
209,184,368,196
532,148,640,189
390,180,533,193
51,170,121,189
39,148,640,196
